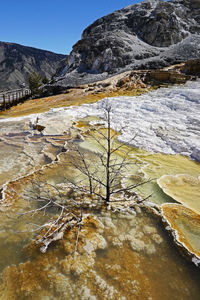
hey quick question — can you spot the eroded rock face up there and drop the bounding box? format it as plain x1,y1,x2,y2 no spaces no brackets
58,0,200,86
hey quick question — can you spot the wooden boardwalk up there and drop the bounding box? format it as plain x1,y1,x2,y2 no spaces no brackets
0,88,31,110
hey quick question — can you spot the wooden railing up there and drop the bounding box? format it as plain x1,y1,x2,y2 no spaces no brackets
0,88,31,110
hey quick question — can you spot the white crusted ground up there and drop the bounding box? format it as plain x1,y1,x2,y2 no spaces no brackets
1,80,200,160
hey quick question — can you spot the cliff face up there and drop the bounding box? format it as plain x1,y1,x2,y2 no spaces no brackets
57,0,200,86
0,42,66,91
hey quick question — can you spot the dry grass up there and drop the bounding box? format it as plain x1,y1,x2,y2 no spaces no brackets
0,85,153,119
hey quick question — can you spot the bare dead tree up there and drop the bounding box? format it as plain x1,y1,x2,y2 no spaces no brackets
66,101,151,203
17,101,151,253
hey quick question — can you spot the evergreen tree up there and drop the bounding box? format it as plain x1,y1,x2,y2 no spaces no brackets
28,71,42,95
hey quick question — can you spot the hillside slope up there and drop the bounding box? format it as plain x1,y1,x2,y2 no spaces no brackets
0,41,66,91
56,0,200,86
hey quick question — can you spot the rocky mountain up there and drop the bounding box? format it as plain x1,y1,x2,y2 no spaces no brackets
56,0,200,86
0,41,66,91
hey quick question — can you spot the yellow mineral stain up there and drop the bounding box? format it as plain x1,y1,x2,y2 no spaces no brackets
77,124,200,206
74,118,200,206
129,152,200,206
162,203,200,258
0,87,148,119
2,115,199,210
1,80,200,300
158,175,200,214
140,153,200,179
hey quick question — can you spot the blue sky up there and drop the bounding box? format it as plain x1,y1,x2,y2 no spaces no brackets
0,0,142,55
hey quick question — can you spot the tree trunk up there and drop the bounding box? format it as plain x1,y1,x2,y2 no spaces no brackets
106,109,111,202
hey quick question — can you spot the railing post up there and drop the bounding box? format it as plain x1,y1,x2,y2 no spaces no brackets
8,94,11,106
8,94,10,107
3,94,6,109
0,88,32,110
14,92,17,103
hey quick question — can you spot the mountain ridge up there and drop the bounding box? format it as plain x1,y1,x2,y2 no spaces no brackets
0,41,66,91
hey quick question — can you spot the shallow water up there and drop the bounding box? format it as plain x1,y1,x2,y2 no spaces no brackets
158,174,200,213
76,118,200,206
1,206,200,300
162,204,200,261
0,83,200,299
0,119,73,188
0,134,199,299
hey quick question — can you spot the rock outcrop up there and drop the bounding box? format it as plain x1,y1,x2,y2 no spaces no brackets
57,0,200,86
0,41,66,91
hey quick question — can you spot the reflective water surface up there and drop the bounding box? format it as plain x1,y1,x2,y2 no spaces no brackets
0,115,200,299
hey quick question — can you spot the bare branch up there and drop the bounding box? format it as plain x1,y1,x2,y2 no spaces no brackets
110,179,154,195
111,134,137,155
17,100,151,253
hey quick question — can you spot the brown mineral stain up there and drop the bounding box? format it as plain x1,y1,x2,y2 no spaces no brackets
95,244,152,299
